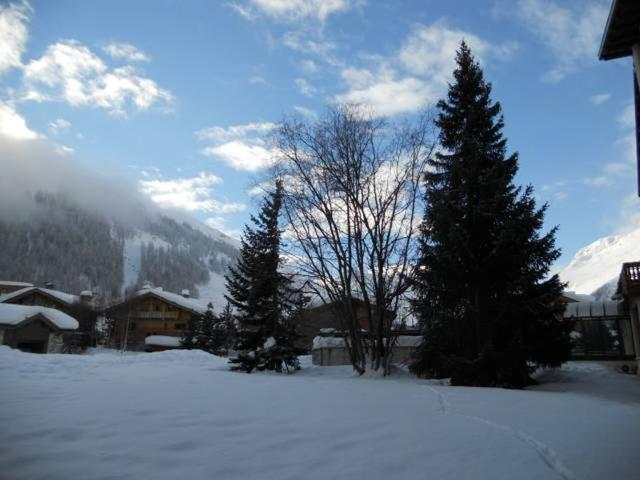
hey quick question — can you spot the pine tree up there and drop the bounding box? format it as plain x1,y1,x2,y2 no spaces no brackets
411,42,572,388
225,181,301,373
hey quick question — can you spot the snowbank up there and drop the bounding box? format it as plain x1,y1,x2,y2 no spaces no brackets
0,348,639,480
312,335,422,349
144,335,182,347
0,304,79,330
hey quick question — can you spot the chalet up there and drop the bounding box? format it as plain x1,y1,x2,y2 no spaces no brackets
105,287,210,351
599,0,640,195
296,298,395,352
0,285,96,349
0,303,79,353
0,285,83,310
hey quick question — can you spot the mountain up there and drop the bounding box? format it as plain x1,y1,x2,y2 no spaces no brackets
558,226,640,298
0,192,238,309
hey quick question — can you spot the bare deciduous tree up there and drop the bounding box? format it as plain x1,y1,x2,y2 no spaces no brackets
273,105,435,375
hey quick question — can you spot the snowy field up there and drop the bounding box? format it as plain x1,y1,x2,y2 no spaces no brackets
1,347,639,480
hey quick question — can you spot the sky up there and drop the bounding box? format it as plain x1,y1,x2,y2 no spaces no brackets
0,0,637,269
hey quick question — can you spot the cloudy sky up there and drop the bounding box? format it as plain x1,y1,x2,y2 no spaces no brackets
0,0,636,268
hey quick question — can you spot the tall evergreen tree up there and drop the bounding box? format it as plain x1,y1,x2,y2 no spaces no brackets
411,42,572,388
225,180,301,373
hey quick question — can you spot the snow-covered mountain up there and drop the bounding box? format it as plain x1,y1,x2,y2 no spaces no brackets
0,192,238,309
558,226,640,298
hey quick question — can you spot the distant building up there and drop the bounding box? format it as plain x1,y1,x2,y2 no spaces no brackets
0,304,79,353
0,285,96,348
599,0,640,195
563,261,640,373
296,298,395,352
0,286,81,310
105,287,210,351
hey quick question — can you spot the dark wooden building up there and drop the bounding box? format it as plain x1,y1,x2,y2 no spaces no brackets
296,298,395,351
105,287,210,351
0,303,79,353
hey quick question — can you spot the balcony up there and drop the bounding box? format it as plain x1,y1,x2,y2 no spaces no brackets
133,311,180,320
620,262,640,297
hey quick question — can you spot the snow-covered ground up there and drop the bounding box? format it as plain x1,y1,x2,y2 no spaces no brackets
0,347,639,480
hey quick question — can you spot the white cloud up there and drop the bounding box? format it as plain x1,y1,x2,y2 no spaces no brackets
509,0,609,82
335,22,516,117
204,216,242,240
617,101,635,130
0,102,39,140
103,42,150,62
295,77,316,97
22,41,172,115
48,118,71,135
336,74,433,117
398,23,517,85
231,0,356,23
196,121,277,142
197,121,279,171
583,102,637,188
139,172,246,213
248,75,266,84
590,93,611,106
202,140,278,172
300,59,318,73
293,105,317,118
0,1,30,74
282,31,339,65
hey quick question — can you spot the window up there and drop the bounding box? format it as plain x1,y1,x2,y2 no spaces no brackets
175,323,186,330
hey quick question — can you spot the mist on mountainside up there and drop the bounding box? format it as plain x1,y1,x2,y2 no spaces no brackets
0,134,238,305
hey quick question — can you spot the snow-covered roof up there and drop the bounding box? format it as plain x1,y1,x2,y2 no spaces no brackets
562,291,596,303
144,335,182,347
0,287,80,306
135,287,210,315
0,304,79,330
564,300,623,318
0,280,33,287
312,335,421,349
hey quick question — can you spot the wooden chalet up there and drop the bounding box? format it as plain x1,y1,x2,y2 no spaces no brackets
600,0,640,195
105,287,210,351
0,286,81,310
0,303,79,353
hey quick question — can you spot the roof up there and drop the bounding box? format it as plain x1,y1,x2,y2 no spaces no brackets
0,304,79,330
108,287,210,315
599,0,640,61
561,291,596,303
0,281,33,287
144,335,182,347
0,287,80,306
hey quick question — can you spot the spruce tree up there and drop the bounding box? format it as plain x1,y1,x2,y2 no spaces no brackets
225,180,301,373
411,42,572,388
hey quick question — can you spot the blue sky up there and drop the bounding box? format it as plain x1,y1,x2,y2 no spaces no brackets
0,0,636,269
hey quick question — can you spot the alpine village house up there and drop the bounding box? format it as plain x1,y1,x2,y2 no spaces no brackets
105,286,210,352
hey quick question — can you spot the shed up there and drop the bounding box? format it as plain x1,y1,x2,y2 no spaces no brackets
0,304,79,353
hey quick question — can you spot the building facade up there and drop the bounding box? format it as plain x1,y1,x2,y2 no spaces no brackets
105,287,209,351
